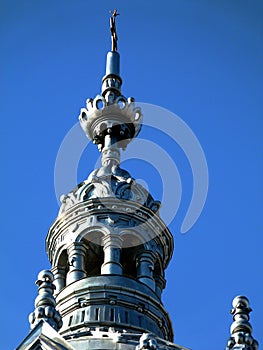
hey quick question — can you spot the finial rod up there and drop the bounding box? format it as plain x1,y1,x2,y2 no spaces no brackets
79,9,143,160
109,9,119,51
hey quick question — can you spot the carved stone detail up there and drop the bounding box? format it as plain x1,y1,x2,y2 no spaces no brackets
136,333,159,350
58,166,161,216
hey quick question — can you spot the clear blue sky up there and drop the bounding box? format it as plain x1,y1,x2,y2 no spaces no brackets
1,1,262,349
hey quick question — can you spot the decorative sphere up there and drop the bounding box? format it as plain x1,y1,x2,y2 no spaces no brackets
232,295,249,308
37,270,54,283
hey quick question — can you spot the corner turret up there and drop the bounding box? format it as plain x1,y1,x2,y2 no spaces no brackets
28,270,62,331
226,296,258,350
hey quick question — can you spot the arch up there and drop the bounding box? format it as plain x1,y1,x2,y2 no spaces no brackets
75,225,110,243
53,242,69,267
120,228,147,248
78,228,106,277
52,249,69,293
58,249,69,268
120,232,145,279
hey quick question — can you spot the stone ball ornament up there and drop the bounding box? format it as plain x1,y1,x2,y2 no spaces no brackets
36,269,54,283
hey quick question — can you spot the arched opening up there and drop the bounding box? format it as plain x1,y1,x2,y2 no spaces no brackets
82,231,104,277
121,234,144,279
58,250,69,269
53,249,69,293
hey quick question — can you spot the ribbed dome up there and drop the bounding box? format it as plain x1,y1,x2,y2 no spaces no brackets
59,166,161,216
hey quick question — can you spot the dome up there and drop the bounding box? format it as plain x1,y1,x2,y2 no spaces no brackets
59,166,161,215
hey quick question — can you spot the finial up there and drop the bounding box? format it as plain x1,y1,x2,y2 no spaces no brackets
226,296,258,350
78,9,143,171
109,9,119,51
28,270,63,331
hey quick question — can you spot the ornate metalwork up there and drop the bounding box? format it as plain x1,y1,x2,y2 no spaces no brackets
57,166,161,215
28,270,62,331
226,296,258,350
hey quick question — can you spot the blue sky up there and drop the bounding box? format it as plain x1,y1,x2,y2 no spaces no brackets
1,1,262,349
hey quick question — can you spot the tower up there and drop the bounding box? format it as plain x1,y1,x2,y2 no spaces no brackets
16,11,259,350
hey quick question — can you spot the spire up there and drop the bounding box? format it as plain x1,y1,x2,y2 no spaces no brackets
79,10,143,173
28,270,62,331
102,9,121,101
226,296,258,350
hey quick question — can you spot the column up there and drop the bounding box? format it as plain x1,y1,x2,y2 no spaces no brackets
101,134,120,168
155,275,166,298
66,242,87,284
101,234,123,275
136,251,156,291
51,266,67,294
